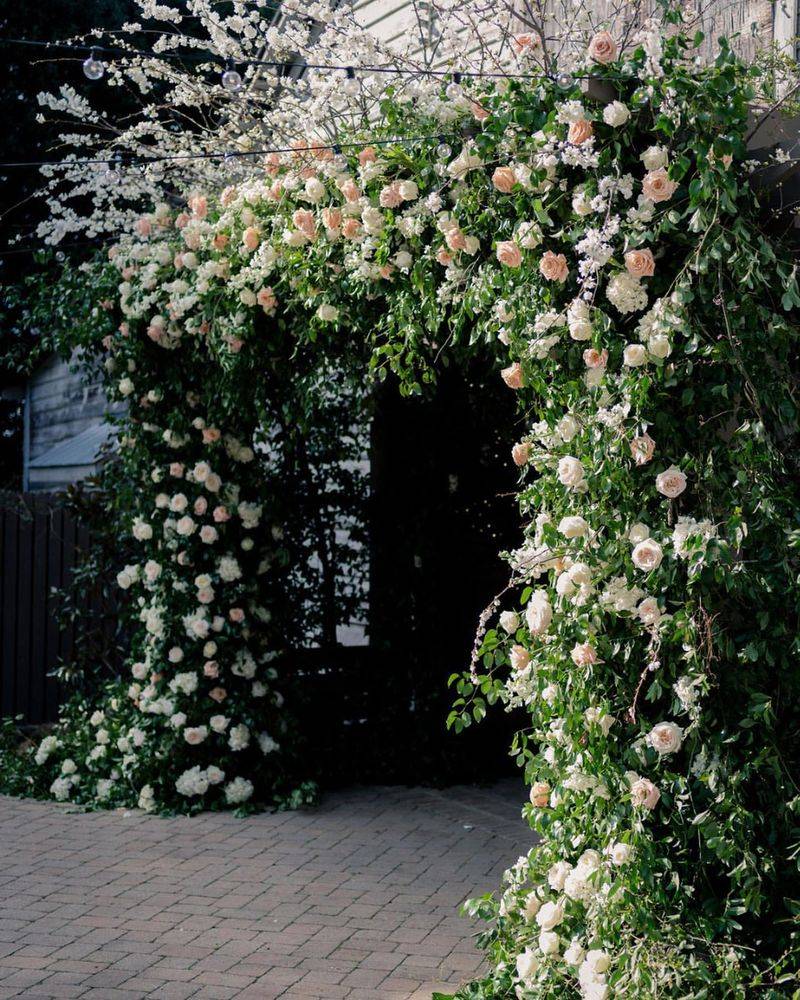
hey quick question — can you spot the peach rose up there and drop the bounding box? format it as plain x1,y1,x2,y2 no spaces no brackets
588,31,618,64
321,207,342,231
630,777,660,810
630,433,656,465
257,287,277,312
229,607,245,623
583,348,608,369
339,179,361,203
471,101,490,122
342,218,363,240
193,497,208,515
188,194,207,219
213,506,230,523
571,642,599,667
202,428,221,444
209,687,227,703
492,167,517,193
501,362,524,389
510,645,531,671
642,168,678,203
169,463,185,478
625,248,655,277
496,240,522,268
539,251,568,283
530,782,551,808
512,33,540,55
242,226,260,251
212,233,229,250
264,152,282,175
379,182,403,208
292,209,316,238
358,146,377,165
568,119,594,146
512,442,531,466
135,217,152,237
436,247,454,266
445,228,467,252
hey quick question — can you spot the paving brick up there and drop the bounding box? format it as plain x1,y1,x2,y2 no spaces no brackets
0,781,529,998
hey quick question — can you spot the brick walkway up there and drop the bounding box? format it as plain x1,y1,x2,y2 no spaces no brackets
0,781,530,999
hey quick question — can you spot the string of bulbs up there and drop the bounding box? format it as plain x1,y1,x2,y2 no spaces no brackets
0,33,582,174
1,35,580,89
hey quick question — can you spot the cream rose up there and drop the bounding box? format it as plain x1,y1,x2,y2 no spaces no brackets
632,538,663,572
557,456,585,489
648,721,683,755
536,900,565,931
530,781,551,808
510,645,531,672
558,515,589,539
656,465,687,498
623,344,648,367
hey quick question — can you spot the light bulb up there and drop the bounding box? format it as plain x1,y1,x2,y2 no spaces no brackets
83,50,105,81
221,59,243,93
555,71,573,89
436,142,451,160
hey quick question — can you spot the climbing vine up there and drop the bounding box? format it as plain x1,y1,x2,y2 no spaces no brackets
2,4,799,996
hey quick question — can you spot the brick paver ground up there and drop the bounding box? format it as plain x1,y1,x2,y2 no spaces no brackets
0,780,530,999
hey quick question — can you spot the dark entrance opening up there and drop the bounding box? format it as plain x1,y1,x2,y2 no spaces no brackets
293,361,522,786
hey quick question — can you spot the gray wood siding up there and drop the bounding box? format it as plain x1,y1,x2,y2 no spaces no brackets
28,352,114,463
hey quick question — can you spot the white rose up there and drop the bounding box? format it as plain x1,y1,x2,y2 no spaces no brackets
603,100,630,126
623,343,648,367
556,414,580,442
629,522,651,544
393,250,412,271
648,332,672,358
398,180,419,200
564,939,585,966
558,515,589,539
536,899,564,931
539,931,560,955
584,949,611,975
548,860,572,890
631,538,663,572
641,144,668,170
304,177,326,202
499,611,520,633
118,377,134,397
515,948,540,981
655,465,687,499
609,842,633,865
523,893,541,920
175,515,196,537
316,304,339,322
525,590,553,635
647,720,683,755
557,455,585,489
637,596,662,625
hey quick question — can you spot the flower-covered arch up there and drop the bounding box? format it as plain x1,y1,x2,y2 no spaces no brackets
3,3,800,997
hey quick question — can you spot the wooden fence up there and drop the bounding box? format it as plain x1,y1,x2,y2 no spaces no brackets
0,492,101,725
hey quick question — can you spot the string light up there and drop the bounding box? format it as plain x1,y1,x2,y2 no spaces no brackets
0,35,596,84
82,48,105,80
221,57,243,93
555,71,574,89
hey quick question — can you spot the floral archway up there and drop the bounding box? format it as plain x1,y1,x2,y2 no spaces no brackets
2,1,799,996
